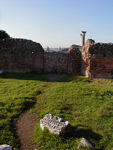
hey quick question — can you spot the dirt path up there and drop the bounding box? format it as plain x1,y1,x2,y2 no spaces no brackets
16,111,38,150
16,74,66,150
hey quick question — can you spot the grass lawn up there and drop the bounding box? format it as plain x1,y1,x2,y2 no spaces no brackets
0,73,46,149
0,73,113,150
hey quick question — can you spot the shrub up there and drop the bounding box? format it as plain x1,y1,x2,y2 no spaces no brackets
0,30,10,40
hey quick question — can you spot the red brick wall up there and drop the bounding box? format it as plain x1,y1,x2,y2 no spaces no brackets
82,41,113,78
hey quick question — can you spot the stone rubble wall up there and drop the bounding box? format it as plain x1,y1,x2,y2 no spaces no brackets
68,45,82,74
82,40,113,78
44,46,82,74
0,38,44,73
1,38,113,78
0,38,82,74
44,51,68,73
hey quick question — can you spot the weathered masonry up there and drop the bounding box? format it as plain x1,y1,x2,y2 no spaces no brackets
0,37,113,78
82,39,113,78
0,38,82,74
0,38,44,73
44,45,82,74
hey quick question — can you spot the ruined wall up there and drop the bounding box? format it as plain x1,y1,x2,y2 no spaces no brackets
0,38,44,73
68,45,82,74
0,38,82,74
82,40,113,78
44,51,68,73
44,46,82,74
1,37,113,78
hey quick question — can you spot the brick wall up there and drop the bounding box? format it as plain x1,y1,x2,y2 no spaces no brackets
3,38,113,78
0,38,44,73
82,40,113,78
68,45,82,74
0,38,82,74
44,51,68,73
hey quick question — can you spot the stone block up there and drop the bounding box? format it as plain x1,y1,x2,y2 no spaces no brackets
40,114,70,135
78,138,92,149
0,145,12,150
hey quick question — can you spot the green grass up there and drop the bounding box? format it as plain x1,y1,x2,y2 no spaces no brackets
0,73,113,150
34,76,113,150
0,73,46,149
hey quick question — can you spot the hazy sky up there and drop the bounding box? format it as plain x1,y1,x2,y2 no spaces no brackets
0,0,113,48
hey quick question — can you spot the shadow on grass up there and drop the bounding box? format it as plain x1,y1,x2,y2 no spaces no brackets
0,72,88,82
63,126,102,149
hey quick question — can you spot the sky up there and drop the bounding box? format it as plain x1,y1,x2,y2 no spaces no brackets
0,0,113,48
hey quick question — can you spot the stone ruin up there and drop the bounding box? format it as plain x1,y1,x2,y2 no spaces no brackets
68,45,82,74
0,38,82,74
0,34,113,78
40,114,93,149
82,39,113,78
40,114,70,135
0,38,44,73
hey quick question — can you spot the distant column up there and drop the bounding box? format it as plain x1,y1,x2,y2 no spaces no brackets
80,31,86,46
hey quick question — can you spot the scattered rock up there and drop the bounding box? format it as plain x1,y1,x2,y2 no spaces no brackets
40,114,70,135
0,145,12,150
78,138,93,149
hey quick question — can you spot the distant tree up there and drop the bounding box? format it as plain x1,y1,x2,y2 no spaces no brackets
0,30,10,40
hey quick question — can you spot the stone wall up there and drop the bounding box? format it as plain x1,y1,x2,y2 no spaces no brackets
44,46,82,74
68,45,82,74
1,38,113,78
44,51,68,73
0,38,44,73
0,38,82,74
82,40,113,78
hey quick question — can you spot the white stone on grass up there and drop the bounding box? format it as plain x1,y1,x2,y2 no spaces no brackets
40,114,70,135
78,138,93,149
0,145,12,150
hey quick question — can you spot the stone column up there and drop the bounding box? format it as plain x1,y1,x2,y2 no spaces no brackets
80,31,86,46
